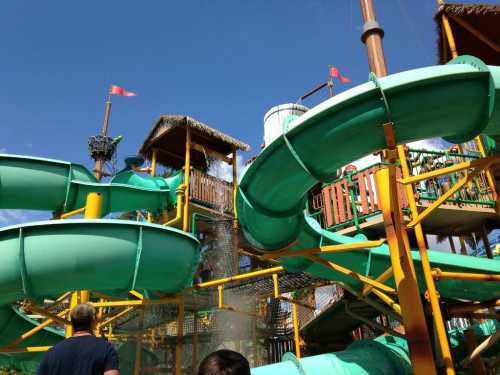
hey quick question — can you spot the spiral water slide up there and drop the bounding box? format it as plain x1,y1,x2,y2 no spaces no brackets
0,154,200,371
240,57,500,374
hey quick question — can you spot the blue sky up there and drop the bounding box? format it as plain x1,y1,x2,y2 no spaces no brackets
0,0,490,240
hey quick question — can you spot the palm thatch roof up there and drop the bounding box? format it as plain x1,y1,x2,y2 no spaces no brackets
436,3,500,65
139,115,250,170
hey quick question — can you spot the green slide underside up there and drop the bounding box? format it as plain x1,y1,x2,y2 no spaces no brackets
237,56,500,302
0,156,199,371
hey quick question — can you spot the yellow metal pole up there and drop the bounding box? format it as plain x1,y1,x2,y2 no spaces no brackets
65,292,79,337
375,167,437,374
232,149,238,228
439,0,459,60
195,266,284,289
292,302,301,358
175,298,185,375
84,192,103,219
475,136,498,203
133,306,144,375
183,127,191,232
148,149,158,223
398,145,455,375
432,269,500,282
218,285,224,308
272,273,279,298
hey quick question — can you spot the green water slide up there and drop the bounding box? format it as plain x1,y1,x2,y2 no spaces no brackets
0,154,200,371
237,56,500,302
245,56,500,373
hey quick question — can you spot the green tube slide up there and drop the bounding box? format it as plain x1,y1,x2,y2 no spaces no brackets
0,155,200,371
0,154,182,215
252,336,412,375
245,56,500,373
237,56,500,303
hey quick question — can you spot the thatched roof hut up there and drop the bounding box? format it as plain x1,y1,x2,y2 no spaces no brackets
139,115,250,170
436,3,500,65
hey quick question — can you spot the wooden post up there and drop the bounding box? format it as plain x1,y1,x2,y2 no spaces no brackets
480,225,493,259
459,236,468,255
359,0,388,77
448,236,456,254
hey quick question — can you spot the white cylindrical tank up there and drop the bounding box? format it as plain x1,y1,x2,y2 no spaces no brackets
263,103,308,147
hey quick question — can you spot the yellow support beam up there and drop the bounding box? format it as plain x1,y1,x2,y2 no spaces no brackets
398,145,456,375
261,239,386,260
397,155,500,185
59,207,85,219
375,166,437,374
432,268,500,282
474,135,498,203
407,166,484,229
0,346,52,353
5,309,69,349
66,292,79,337
100,307,136,327
92,296,181,308
305,254,395,294
292,302,301,358
195,266,284,289
183,126,191,232
361,266,393,297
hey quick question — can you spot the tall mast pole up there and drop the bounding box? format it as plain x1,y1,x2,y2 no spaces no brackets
359,0,387,77
94,88,112,180
359,1,438,374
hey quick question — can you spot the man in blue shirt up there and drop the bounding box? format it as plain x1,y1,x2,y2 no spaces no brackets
37,303,120,375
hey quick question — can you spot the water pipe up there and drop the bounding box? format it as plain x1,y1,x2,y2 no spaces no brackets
164,184,186,227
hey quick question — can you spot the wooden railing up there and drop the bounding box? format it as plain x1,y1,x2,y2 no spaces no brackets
189,169,234,214
311,149,496,231
312,164,407,230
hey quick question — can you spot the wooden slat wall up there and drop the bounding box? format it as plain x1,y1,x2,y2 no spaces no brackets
189,170,233,213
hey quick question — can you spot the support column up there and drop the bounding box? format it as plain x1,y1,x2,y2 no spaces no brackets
292,302,301,358
448,236,456,254
398,146,455,375
148,148,158,223
480,225,493,259
375,167,437,375
183,127,191,232
175,298,185,375
232,149,238,228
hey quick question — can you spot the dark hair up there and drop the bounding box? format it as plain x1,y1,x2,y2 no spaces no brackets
198,350,250,375
70,303,96,332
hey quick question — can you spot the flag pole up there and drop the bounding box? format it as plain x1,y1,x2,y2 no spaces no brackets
94,86,113,180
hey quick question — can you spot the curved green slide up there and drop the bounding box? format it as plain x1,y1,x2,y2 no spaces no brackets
237,56,500,303
0,154,200,371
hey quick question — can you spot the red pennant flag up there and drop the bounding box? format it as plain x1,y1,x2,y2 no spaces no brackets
110,85,137,97
329,66,352,84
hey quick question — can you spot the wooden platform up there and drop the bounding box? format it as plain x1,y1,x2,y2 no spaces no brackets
337,203,498,237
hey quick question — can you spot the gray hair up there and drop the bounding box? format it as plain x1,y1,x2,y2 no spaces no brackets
70,303,96,332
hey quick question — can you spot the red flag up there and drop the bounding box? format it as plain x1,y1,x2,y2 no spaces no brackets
110,85,137,97
329,67,351,84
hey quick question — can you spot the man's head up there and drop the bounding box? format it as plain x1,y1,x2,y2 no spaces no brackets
198,350,250,375
70,303,96,333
